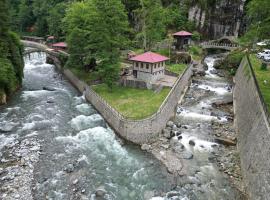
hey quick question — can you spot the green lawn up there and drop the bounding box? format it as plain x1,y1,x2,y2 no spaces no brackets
166,63,187,74
92,84,170,120
250,54,270,111
70,68,99,85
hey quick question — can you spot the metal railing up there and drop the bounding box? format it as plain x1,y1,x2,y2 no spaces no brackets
201,42,239,49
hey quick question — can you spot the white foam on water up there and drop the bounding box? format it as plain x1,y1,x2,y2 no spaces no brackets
22,90,52,100
0,134,15,151
178,109,227,123
180,134,217,152
150,197,165,200
198,84,229,95
21,122,36,131
56,127,130,162
132,168,145,179
70,114,104,131
77,154,89,164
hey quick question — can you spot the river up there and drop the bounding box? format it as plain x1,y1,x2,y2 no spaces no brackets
0,53,174,200
0,52,243,200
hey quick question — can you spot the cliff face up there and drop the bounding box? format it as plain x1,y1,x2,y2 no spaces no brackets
188,0,247,39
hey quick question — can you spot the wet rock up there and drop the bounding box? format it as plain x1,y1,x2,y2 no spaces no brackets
182,125,188,129
160,144,170,149
189,140,196,146
141,144,151,151
173,143,185,153
144,190,155,200
64,164,75,173
43,86,56,91
172,125,178,131
46,98,54,104
177,135,183,140
166,191,181,198
163,128,171,139
170,137,179,147
95,186,107,198
181,151,193,160
81,189,86,193
176,123,182,128
73,179,79,185
214,138,236,146
166,121,174,128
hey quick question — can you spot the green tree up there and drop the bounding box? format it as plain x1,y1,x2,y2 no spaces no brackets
135,0,166,50
0,0,24,97
64,0,129,90
242,0,270,44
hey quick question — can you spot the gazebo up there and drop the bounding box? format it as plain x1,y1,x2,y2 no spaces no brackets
129,52,169,82
173,31,193,50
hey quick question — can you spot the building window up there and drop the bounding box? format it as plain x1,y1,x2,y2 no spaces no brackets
146,63,149,69
136,62,139,68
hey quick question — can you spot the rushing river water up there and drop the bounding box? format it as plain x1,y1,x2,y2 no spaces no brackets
0,53,174,200
0,52,242,200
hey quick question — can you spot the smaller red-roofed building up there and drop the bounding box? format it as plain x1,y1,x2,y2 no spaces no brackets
129,52,169,82
52,42,68,51
173,31,193,50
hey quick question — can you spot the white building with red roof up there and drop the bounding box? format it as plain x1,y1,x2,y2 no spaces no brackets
129,52,169,82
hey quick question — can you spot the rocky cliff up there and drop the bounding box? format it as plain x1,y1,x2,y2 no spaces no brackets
188,0,247,39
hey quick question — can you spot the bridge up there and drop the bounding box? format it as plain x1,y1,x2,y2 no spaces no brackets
201,42,240,51
201,36,240,51
21,40,69,57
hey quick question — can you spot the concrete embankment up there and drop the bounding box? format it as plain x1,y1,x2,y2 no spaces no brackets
47,55,194,145
234,55,270,199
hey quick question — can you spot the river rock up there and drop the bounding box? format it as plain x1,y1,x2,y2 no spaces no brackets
174,145,185,154
95,186,107,198
189,140,196,146
163,128,171,139
64,164,75,173
166,191,181,198
214,137,236,146
166,121,174,128
141,144,151,151
43,86,56,91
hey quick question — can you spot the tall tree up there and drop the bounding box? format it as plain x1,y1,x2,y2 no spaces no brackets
135,0,166,50
242,0,270,44
64,0,129,90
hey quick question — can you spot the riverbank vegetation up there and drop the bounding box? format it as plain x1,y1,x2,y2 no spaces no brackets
93,84,170,119
0,0,24,103
250,54,270,111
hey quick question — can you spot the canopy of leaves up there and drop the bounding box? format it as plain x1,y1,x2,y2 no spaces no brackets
0,0,24,96
64,0,129,90
242,0,270,44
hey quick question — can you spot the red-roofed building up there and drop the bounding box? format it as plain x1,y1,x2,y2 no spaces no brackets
129,52,169,82
173,31,193,50
52,42,68,51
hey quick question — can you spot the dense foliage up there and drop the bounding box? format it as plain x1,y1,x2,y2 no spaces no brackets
64,0,129,90
0,0,24,96
242,0,270,45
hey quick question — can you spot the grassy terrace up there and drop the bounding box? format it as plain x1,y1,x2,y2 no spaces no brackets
92,84,170,120
69,67,99,85
250,54,270,111
166,63,187,74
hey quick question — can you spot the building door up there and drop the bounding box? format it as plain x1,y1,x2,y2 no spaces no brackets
133,70,137,78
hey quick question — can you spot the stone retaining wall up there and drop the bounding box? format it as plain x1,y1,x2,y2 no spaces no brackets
234,55,270,199
49,55,193,144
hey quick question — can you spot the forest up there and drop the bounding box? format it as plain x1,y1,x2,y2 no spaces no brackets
1,0,270,94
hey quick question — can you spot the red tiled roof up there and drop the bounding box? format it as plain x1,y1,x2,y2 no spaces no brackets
130,52,169,63
52,42,67,48
173,31,193,36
